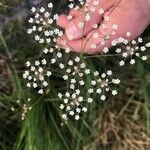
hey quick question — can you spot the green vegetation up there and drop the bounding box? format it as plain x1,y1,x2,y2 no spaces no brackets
0,1,150,150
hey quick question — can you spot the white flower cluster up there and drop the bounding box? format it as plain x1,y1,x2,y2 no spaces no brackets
23,59,52,94
112,33,150,66
58,91,88,120
88,70,120,100
27,3,63,44
11,98,32,120
58,69,120,120
42,46,64,64
59,56,90,86
24,2,150,121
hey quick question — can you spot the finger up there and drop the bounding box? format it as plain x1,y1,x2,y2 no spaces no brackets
57,35,83,53
56,9,82,29
56,14,70,29
65,12,102,40
69,9,81,18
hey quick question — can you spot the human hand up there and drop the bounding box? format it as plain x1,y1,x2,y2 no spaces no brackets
57,0,150,54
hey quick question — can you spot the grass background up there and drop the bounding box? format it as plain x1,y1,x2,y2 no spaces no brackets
0,0,150,150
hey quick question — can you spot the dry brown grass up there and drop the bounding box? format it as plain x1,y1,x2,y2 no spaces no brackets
84,95,150,150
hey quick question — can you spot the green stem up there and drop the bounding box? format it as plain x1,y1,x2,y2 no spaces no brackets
0,31,12,60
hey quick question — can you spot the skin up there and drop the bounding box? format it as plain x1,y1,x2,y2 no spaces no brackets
57,0,150,54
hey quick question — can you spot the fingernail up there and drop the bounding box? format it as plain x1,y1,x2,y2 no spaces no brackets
66,22,81,40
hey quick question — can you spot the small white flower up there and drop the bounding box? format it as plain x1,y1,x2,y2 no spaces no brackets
96,88,101,93
142,56,147,61
41,59,47,65
46,71,52,76
68,3,74,9
60,104,64,109
43,81,48,87
112,90,117,95
107,70,112,76
58,93,63,98
27,29,32,34
85,13,91,21
28,18,34,23
40,7,45,13
44,12,50,18
98,8,104,14
126,32,131,37
79,80,85,85
63,75,68,80
59,63,65,69
103,47,109,53
85,69,90,74
116,48,122,53
74,56,80,62
67,34,73,40
68,60,73,66
69,111,74,116
119,61,125,66
67,15,73,20
93,24,98,29
101,95,106,100
76,107,81,113
88,88,94,93
78,22,84,28
88,98,93,103
146,42,150,47
38,89,44,94
91,80,96,85
91,44,96,49
82,107,87,112
31,7,36,13
141,46,146,51
48,2,53,8
94,71,99,76
112,79,120,84
27,83,31,87
26,61,31,67
43,48,49,54
104,16,109,21
51,58,56,64
65,48,71,53
64,99,68,104
93,33,99,39
57,52,62,58
138,37,143,43
62,114,67,120
70,84,75,89
112,24,118,30
75,115,79,120
71,79,76,84
65,92,70,97
75,89,80,95
101,73,106,78
49,48,54,53
130,59,135,64
80,63,86,68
